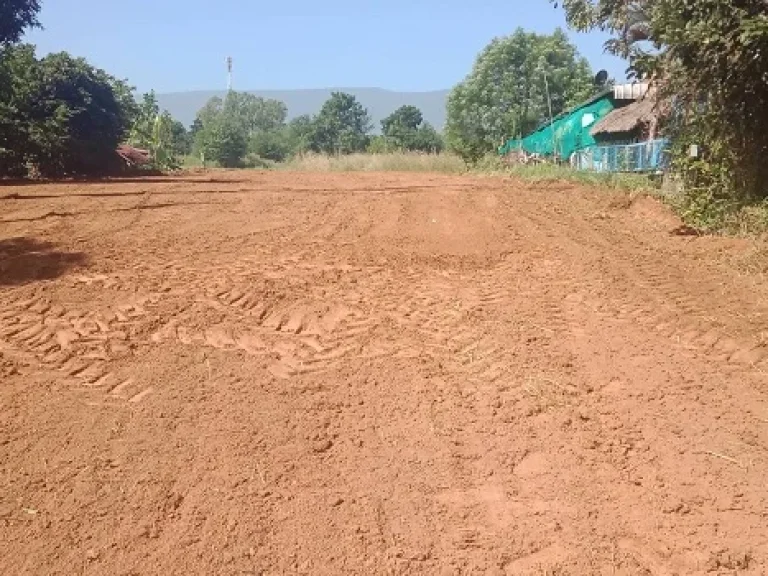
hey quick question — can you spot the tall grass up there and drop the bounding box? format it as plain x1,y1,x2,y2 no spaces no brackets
280,152,657,194
472,154,658,193
279,152,466,173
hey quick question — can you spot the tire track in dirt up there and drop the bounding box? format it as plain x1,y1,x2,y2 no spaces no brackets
146,259,391,379
512,194,768,376
4,172,768,575
0,279,157,404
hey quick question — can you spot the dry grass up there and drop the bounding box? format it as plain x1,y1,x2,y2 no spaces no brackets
729,243,768,277
280,152,467,173
473,155,658,193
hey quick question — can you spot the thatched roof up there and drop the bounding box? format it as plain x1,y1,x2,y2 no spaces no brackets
116,144,151,166
590,96,658,137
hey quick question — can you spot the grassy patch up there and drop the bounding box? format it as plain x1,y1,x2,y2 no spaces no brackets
279,152,466,173
471,155,658,193
666,191,768,237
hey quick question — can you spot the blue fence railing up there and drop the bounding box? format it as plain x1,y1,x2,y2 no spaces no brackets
571,138,669,173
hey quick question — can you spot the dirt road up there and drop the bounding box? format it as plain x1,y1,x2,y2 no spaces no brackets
1,171,767,575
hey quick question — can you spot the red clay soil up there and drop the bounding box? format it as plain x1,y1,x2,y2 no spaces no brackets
1,171,767,575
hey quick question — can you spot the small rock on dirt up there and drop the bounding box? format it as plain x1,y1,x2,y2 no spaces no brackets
313,439,333,453
86,549,100,561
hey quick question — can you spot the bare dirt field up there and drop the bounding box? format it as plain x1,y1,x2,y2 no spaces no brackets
1,171,767,575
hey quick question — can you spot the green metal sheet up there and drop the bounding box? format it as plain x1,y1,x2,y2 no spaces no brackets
499,95,615,159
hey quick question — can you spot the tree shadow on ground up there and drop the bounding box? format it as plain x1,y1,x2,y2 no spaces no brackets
0,237,88,286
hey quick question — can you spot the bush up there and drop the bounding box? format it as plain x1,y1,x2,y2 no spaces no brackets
249,130,291,162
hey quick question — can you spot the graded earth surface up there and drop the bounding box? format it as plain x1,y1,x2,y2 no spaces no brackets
1,171,767,574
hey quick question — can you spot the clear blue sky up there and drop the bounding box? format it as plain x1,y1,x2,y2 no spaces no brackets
25,0,627,94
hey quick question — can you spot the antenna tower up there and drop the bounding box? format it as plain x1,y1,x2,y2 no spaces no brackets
226,56,233,91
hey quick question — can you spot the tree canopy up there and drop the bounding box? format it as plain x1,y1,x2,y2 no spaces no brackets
192,92,251,167
193,91,290,166
445,28,594,162
286,115,315,156
0,45,136,177
381,105,443,153
310,92,371,155
188,92,447,164
554,0,768,224
0,0,41,45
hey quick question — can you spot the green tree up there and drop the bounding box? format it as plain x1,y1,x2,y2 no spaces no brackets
554,0,768,221
553,1,654,76
310,92,371,154
1,45,136,178
195,91,288,165
381,105,423,142
0,0,41,46
170,120,191,156
413,123,444,154
0,43,37,176
445,28,593,162
192,92,252,167
380,105,444,153
196,117,248,168
199,92,287,136
29,52,136,176
286,114,315,156
233,93,286,134
128,91,187,169
381,105,421,151
249,129,290,162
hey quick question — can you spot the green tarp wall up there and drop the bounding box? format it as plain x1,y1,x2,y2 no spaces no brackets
499,94,615,159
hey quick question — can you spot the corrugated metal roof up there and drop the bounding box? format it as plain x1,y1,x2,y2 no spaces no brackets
116,145,151,166
613,82,650,101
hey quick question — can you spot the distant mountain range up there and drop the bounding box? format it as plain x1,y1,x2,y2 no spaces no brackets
156,88,450,132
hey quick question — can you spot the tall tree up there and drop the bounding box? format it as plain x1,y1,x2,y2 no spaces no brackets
413,123,444,154
0,43,36,176
170,120,191,156
286,114,315,156
193,92,250,167
381,105,443,153
382,105,423,135
201,92,287,136
310,92,371,155
554,0,768,217
445,28,594,162
381,105,421,151
0,48,136,177
28,52,136,176
0,0,41,45
554,0,654,75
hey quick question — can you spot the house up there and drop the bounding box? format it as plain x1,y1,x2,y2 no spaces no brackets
573,87,669,173
590,89,661,145
499,82,652,162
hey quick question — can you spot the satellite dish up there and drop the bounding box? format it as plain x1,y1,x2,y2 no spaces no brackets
594,70,609,87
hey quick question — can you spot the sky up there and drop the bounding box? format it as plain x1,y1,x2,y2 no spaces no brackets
25,0,628,94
